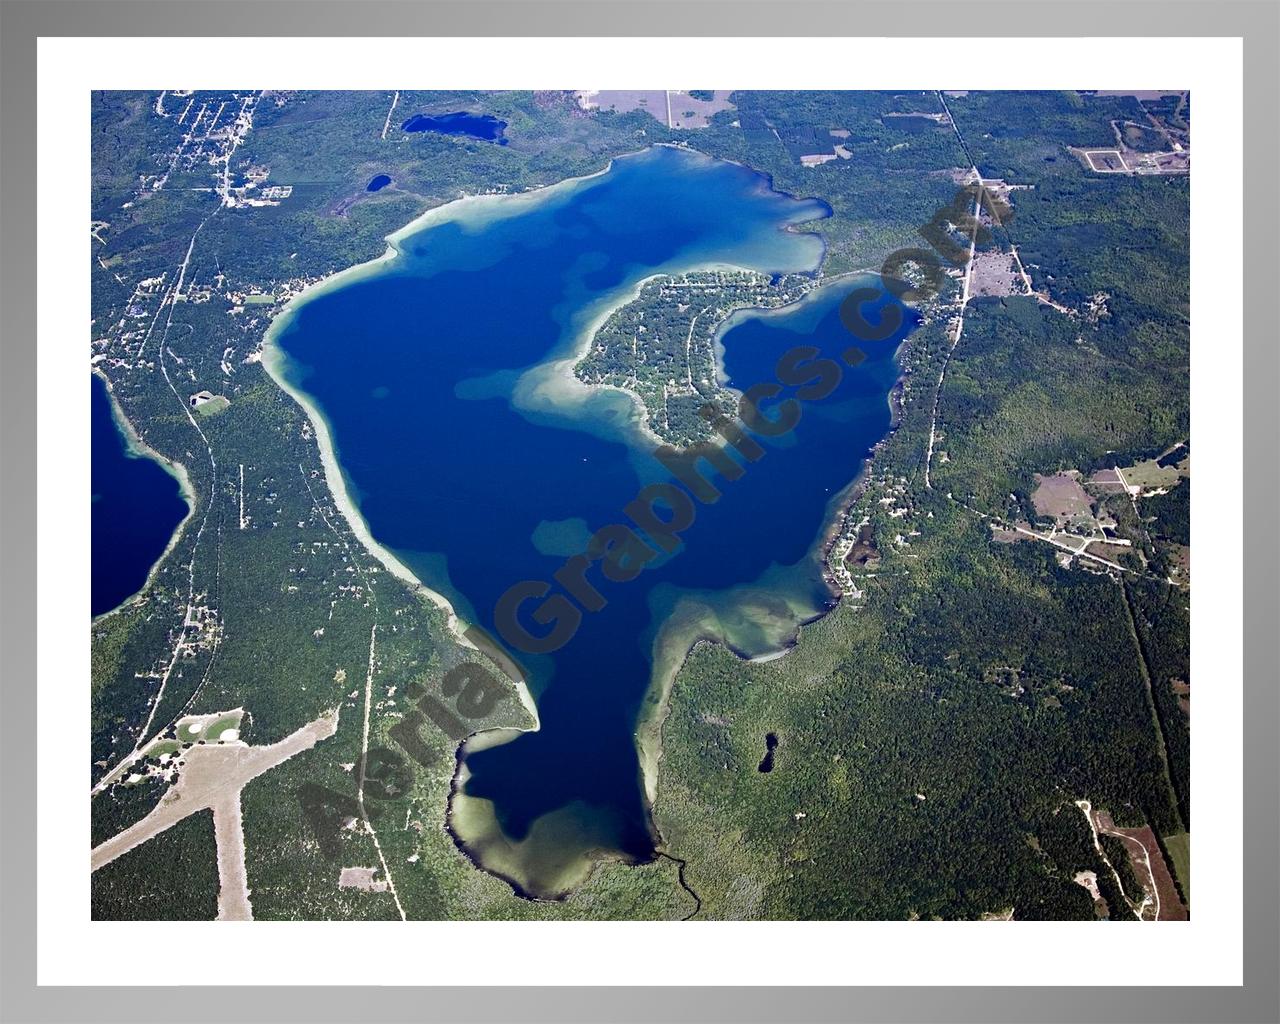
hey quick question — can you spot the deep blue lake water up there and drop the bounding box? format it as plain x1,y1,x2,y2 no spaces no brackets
272,146,917,895
366,173,392,192
91,373,189,617
401,111,508,144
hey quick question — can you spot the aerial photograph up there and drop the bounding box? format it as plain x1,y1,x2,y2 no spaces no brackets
89,88,1191,922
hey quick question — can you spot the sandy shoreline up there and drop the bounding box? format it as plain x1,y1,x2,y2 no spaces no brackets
634,589,837,811
91,367,198,625
255,147,907,897
526,260,778,453
257,143,818,648
631,276,919,823
254,178,612,729
260,340,541,729
512,144,833,455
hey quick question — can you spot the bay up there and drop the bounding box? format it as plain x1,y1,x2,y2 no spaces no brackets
270,146,918,896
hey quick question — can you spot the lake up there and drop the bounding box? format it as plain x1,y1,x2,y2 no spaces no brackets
270,146,917,897
91,373,189,617
401,111,508,144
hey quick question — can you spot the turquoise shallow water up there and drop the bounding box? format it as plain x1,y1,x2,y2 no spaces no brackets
273,146,917,895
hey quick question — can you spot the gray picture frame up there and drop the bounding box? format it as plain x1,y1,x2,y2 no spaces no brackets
1,1,1275,1021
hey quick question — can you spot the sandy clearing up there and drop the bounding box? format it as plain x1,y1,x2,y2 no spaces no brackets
213,791,252,920
338,866,389,892
968,249,1020,298
91,709,339,875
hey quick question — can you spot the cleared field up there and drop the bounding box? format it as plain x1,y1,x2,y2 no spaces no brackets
1072,145,1189,177
173,708,245,746
1095,809,1188,921
1080,149,1129,172
1086,541,1134,561
1031,471,1094,524
669,90,735,130
574,90,668,122
969,250,1020,298
1121,454,1189,490
1164,832,1191,906
572,90,736,131
1087,467,1127,492
193,394,230,417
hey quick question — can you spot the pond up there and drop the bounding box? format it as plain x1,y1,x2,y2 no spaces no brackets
401,111,508,144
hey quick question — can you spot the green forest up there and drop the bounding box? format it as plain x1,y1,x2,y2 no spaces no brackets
90,89,1189,921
